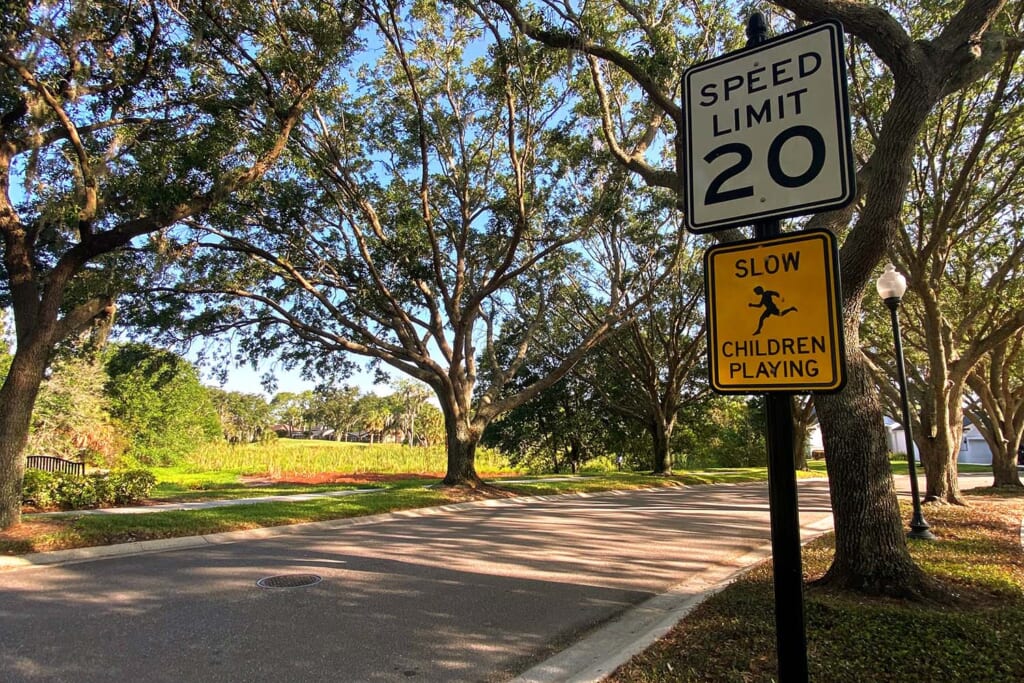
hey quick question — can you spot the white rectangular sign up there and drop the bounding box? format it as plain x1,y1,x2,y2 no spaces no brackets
683,21,855,233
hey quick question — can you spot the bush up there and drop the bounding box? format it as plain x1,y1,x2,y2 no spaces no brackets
51,472,101,509
108,469,157,504
105,343,222,466
21,469,55,508
20,467,156,510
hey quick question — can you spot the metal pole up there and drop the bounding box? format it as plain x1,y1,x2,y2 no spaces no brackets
745,14,808,681
755,217,810,683
749,14,811,679
763,389,809,681
885,299,936,540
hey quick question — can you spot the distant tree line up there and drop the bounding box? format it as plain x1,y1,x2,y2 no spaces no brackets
0,327,444,467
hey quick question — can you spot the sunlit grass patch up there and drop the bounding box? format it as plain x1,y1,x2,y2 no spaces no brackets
181,439,516,477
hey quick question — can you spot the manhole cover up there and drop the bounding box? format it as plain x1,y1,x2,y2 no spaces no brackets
256,573,323,589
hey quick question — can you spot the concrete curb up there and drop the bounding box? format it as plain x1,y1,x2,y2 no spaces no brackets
1,482,794,573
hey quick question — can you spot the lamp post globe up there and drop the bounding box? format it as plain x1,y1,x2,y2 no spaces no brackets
876,264,935,540
876,263,907,302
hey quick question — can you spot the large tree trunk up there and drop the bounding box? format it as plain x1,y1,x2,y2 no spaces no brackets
0,339,50,528
440,405,483,487
991,435,1023,487
965,341,1024,489
443,433,482,486
650,419,672,475
919,387,966,504
815,337,930,596
791,396,814,471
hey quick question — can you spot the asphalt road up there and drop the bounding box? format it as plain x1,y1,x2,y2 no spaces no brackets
0,481,836,682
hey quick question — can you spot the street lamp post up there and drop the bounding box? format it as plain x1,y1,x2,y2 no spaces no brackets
876,263,936,540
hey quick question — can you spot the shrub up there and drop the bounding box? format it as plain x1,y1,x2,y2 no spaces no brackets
20,468,156,510
108,469,157,504
21,469,55,508
50,472,101,509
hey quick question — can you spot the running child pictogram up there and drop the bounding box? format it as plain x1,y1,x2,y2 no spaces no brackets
749,285,797,335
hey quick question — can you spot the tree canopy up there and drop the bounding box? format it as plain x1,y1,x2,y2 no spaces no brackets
483,0,1019,596
146,0,681,486
860,25,1024,500
0,0,364,528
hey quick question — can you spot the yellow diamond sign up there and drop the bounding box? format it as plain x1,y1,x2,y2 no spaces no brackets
705,229,845,392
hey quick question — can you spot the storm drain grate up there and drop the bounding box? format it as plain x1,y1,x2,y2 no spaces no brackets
256,573,323,589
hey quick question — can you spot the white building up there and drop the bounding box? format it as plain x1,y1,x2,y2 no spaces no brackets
958,420,994,465
885,417,993,465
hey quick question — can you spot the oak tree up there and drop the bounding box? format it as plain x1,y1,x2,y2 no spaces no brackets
154,1,677,486
0,0,362,528
860,29,1024,503
486,0,1016,595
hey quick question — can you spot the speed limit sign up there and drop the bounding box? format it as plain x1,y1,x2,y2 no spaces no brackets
683,21,855,233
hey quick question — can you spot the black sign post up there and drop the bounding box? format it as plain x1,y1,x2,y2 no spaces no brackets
749,14,809,682
682,10,857,682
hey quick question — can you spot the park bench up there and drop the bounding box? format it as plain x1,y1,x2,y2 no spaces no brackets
26,455,85,476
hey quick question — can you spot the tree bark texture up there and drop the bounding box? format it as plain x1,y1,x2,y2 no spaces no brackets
792,396,814,470
965,344,1024,488
650,419,672,474
440,405,483,487
991,443,1023,487
815,298,929,595
816,346,927,594
918,385,966,504
0,338,49,528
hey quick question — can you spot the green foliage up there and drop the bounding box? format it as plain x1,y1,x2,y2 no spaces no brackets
27,356,126,465
208,388,273,443
21,468,156,510
306,385,360,438
390,380,434,446
482,370,614,475
20,469,55,508
269,391,317,436
674,396,767,469
413,403,445,447
105,344,222,465
49,472,103,510
139,2,690,485
108,469,158,505
481,312,628,474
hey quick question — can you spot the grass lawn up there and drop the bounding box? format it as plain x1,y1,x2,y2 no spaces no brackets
4,445,1001,556
147,466,379,502
5,451,999,556
610,487,1024,682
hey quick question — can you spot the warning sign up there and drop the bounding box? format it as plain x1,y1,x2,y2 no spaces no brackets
705,229,845,392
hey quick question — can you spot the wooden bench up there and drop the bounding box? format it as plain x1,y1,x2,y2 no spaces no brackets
26,455,85,476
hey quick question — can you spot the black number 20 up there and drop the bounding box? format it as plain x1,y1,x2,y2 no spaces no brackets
703,125,827,206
